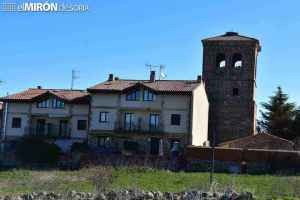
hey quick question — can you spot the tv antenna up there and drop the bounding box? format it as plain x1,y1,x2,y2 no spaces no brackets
145,63,166,80
71,69,80,90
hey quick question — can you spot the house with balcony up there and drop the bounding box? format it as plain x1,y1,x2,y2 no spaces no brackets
0,88,89,142
87,72,209,156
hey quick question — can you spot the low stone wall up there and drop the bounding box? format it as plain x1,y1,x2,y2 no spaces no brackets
0,190,253,200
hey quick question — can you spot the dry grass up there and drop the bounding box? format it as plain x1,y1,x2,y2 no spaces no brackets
0,167,299,199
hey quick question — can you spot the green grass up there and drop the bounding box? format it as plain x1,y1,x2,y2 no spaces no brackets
0,167,299,199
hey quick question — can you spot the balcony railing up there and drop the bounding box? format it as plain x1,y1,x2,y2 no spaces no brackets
24,126,71,139
114,122,163,134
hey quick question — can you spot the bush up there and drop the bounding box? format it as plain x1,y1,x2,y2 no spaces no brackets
16,136,61,164
71,142,90,153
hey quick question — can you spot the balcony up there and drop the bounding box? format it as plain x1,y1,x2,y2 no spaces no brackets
24,125,71,139
114,122,163,135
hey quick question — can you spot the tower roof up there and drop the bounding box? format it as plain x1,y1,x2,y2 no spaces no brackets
202,32,259,43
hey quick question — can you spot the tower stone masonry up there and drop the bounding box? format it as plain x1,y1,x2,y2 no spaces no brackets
202,32,261,144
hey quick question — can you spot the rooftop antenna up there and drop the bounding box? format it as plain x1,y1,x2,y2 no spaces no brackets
145,63,167,80
71,69,80,90
159,64,166,80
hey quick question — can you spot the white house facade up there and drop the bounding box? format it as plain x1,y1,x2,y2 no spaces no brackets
0,72,209,155
0,88,89,141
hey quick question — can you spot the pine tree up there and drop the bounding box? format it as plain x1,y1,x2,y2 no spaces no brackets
292,109,300,138
259,86,296,140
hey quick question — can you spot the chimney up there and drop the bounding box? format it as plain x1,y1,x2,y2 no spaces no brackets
37,86,42,89
150,71,156,82
197,75,202,82
114,77,120,81
108,74,114,81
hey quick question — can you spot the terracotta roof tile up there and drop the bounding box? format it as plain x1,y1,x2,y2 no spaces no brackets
88,79,201,93
218,133,294,151
202,32,259,43
0,88,89,103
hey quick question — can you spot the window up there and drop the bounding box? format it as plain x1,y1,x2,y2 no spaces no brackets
12,117,21,128
232,53,242,68
171,114,181,126
126,89,140,101
216,53,226,68
37,98,64,109
77,120,87,130
149,114,160,129
37,99,49,108
99,112,108,123
143,89,155,101
52,98,65,109
233,88,239,96
124,113,134,130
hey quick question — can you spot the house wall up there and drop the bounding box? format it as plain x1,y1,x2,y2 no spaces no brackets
161,95,190,134
90,108,118,131
31,102,71,116
5,103,30,138
120,93,162,109
71,104,89,138
191,84,209,146
4,102,89,139
89,92,197,146
71,116,88,139
91,94,119,107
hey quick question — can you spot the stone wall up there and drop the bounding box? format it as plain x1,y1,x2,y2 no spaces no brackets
202,37,260,144
0,190,254,200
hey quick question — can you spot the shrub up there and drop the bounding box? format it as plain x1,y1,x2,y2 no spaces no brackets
16,136,61,164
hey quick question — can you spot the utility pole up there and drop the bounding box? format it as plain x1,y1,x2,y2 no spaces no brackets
71,69,79,90
209,130,216,186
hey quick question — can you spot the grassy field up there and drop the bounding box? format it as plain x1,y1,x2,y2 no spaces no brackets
0,167,299,199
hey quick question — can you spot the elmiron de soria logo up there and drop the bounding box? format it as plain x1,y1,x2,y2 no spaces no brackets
0,1,89,12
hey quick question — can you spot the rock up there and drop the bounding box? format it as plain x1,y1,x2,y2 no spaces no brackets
237,192,253,200
153,191,163,200
0,190,254,200
163,192,173,200
95,193,106,200
3,196,11,200
144,191,154,199
106,191,117,200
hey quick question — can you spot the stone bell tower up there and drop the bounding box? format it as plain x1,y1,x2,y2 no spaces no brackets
202,32,261,144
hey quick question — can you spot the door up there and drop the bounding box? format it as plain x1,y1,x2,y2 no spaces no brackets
150,137,160,155
59,120,69,138
149,114,160,132
124,113,134,131
36,119,46,135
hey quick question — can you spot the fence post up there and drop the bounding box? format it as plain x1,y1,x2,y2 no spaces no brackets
210,131,216,186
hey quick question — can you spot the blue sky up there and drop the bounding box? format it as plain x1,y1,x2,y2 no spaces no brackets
0,0,300,112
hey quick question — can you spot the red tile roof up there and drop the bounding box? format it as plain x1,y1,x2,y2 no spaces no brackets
218,133,294,151
88,79,201,93
202,32,259,43
0,88,89,103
